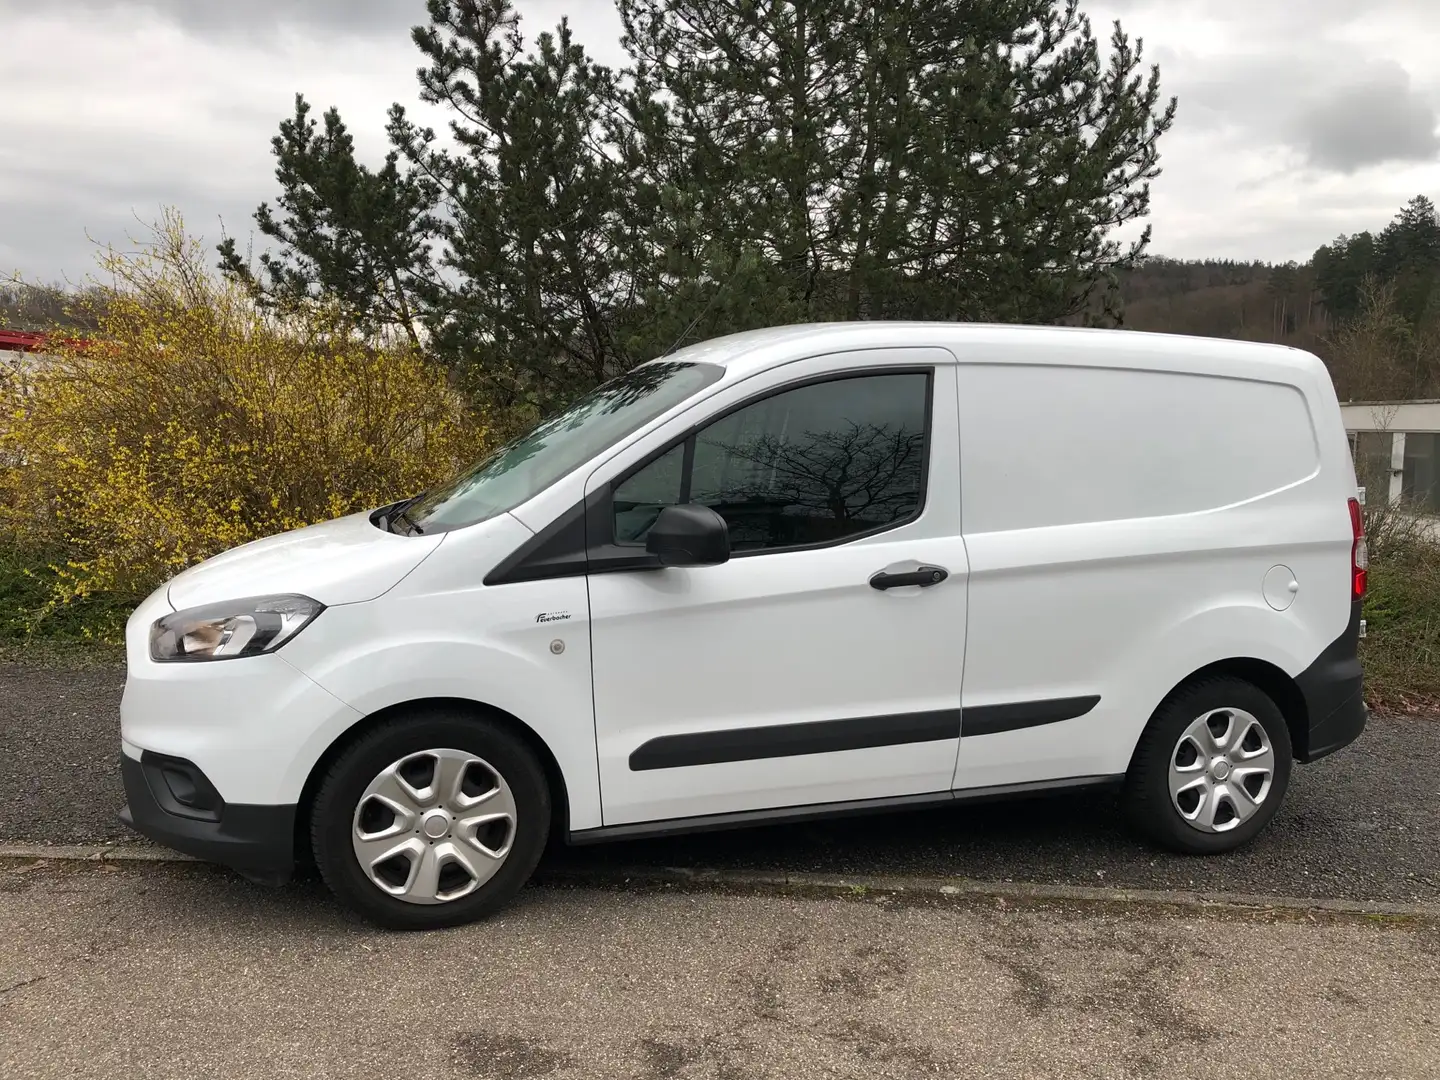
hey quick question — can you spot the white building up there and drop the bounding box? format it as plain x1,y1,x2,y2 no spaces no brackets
1340,399,1440,511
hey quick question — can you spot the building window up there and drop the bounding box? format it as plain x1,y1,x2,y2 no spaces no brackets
1351,431,1393,501
1402,433,1440,513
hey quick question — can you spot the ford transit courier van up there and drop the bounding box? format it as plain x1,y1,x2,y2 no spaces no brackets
119,323,1367,929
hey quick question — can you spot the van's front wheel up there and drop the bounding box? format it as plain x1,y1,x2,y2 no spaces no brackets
311,710,550,930
1124,677,1293,854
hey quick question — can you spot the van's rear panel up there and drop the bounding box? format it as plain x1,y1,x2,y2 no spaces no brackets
1294,598,1366,761
951,341,1360,790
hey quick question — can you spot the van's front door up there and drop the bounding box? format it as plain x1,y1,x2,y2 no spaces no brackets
584,353,968,828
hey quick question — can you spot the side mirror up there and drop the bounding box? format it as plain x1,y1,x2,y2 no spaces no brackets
645,505,730,567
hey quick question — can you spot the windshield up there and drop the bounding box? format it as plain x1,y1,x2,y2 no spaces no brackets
406,361,724,533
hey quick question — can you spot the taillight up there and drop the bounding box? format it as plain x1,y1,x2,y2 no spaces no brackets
1348,497,1367,599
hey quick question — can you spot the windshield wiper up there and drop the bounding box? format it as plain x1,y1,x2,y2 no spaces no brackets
379,494,425,536
393,508,424,535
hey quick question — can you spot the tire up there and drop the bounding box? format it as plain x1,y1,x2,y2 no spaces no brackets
1123,676,1293,855
310,708,550,930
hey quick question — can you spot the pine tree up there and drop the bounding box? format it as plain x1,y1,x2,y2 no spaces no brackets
1375,195,1440,326
1314,232,1377,324
1377,196,1440,276
389,0,652,409
228,0,1178,403
217,95,438,345
617,0,1176,328
1316,198,1440,329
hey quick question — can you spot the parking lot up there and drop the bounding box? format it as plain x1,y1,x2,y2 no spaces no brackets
2,659,1437,904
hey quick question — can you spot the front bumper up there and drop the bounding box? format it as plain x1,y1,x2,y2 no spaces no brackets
121,650,363,806
120,749,296,885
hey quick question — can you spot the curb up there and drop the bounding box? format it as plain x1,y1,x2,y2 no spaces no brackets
5,842,1436,920
536,864,1440,919
0,843,194,864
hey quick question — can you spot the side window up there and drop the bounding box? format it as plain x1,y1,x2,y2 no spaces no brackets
612,371,929,552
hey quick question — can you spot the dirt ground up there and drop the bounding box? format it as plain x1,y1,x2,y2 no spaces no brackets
1,861,1437,1080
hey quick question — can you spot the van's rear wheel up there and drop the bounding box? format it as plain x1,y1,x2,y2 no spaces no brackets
311,710,550,930
1124,676,1293,854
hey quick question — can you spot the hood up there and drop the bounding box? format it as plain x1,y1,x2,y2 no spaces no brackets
165,511,445,611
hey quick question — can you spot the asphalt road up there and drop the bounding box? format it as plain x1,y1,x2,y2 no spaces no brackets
2,661,1437,904
2,860,1438,1080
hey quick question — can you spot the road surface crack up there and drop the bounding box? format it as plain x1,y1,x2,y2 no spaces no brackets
0,974,48,998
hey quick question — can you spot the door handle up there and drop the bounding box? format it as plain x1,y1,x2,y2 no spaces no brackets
869,565,948,590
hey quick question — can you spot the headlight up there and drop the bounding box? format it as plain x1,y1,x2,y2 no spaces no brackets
149,595,324,662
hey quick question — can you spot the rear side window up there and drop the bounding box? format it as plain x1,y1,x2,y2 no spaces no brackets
956,364,1320,533
612,371,930,552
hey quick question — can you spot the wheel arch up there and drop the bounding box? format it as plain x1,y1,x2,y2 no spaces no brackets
1158,657,1310,761
293,697,573,866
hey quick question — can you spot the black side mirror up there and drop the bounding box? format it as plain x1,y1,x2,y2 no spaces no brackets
645,505,730,567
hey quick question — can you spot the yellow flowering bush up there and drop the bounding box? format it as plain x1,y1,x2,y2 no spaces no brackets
0,213,483,628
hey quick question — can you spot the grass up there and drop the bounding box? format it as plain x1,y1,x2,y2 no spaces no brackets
0,538,130,646
0,639,125,669
1360,533,1440,712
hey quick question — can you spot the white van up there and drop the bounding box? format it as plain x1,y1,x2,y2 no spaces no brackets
119,323,1368,929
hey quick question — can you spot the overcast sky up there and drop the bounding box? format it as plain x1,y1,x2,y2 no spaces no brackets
2,0,1438,284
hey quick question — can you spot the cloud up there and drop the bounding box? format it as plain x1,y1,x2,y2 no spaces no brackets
1291,64,1440,173
0,0,426,40
0,187,229,291
1097,0,1433,19
0,0,625,47
1084,0,1440,259
0,6,424,282
1,0,1438,279
1151,48,1440,172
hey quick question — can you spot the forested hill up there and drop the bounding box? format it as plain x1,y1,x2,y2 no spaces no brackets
1116,258,1288,340
1116,196,1440,378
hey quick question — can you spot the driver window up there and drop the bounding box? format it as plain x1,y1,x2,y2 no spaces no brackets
611,371,929,553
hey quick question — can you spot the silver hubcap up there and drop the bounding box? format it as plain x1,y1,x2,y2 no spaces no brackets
1169,708,1275,833
351,748,517,905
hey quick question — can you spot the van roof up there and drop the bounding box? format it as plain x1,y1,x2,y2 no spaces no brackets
659,321,1322,381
